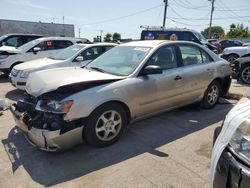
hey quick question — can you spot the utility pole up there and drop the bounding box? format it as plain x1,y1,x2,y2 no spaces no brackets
162,0,168,28
78,28,81,38
208,0,215,38
62,16,65,36
100,30,103,42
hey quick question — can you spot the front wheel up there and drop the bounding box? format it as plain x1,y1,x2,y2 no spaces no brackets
201,80,221,109
239,64,250,85
84,103,127,147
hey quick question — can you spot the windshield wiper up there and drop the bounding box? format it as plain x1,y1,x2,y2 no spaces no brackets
89,67,107,73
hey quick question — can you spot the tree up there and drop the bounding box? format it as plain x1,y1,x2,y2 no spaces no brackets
112,32,121,42
226,24,250,38
201,26,224,39
104,33,112,42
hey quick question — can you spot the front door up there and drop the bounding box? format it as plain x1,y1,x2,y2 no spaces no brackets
135,45,185,117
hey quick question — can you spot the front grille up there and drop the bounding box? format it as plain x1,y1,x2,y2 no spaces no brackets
11,69,20,77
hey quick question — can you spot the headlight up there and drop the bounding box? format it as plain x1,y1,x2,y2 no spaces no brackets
229,119,250,166
20,70,31,78
36,100,73,114
0,54,9,59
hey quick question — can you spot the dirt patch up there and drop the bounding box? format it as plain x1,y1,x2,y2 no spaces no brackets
195,142,212,158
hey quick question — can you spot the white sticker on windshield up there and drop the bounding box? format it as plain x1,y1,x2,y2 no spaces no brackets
134,47,150,52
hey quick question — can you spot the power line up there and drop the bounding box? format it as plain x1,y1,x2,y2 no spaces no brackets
80,4,163,26
170,19,209,26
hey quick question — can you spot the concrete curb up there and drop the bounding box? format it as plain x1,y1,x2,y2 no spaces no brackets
225,92,243,100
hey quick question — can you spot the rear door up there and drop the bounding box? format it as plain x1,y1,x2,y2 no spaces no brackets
177,43,216,102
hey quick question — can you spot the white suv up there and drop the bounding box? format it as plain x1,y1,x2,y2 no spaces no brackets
10,43,116,90
0,37,82,74
221,43,250,63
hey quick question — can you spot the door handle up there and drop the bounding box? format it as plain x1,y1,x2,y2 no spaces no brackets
174,75,182,80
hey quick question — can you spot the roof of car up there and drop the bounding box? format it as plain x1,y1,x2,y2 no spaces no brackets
120,40,167,47
35,37,82,42
142,27,198,33
4,33,43,36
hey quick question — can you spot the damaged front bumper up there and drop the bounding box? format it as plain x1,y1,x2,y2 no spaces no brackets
213,149,250,188
10,100,84,151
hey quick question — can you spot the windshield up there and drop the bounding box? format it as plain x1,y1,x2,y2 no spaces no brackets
50,45,85,60
193,32,207,43
17,40,39,51
0,35,7,42
86,46,151,76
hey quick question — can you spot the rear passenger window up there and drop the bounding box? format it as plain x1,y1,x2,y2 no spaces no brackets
179,45,202,66
201,50,213,63
147,45,177,70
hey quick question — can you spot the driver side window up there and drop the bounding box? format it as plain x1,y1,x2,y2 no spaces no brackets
80,47,102,61
147,45,177,70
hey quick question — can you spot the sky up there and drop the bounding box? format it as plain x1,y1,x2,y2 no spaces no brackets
0,0,249,40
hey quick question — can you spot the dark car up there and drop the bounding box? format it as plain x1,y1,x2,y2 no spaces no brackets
212,96,250,188
0,34,43,47
141,28,219,53
230,54,250,84
219,39,243,51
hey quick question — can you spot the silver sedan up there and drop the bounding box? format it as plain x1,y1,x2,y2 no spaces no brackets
11,40,232,151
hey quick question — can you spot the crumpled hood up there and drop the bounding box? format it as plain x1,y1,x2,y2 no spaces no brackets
14,58,63,71
26,67,124,97
0,46,22,54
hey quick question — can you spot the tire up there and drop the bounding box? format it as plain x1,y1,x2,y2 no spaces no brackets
239,64,250,85
201,80,221,109
84,103,127,147
226,54,239,63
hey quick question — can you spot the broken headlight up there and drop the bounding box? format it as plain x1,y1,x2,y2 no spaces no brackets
229,119,250,166
36,100,73,114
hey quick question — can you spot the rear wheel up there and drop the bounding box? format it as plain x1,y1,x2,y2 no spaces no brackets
239,64,250,84
226,54,239,63
84,103,127,147
201,80,221,109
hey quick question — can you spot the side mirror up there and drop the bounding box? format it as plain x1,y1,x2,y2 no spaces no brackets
141,65,162,76
2,42,6,46
32,47,41,54
75,56,84,62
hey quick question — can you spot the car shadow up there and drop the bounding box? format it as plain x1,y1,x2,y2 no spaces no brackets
1,102,233,187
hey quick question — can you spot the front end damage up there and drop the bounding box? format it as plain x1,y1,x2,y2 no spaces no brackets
10,98,84,151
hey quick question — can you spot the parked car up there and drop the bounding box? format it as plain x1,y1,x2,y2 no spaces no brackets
219,39,243,51
230,54,250,84
0,33,42,47
141,28,219,53
10,40,232,151
10,43,116,90
221,43,250,63
208,39,222,53
0,37,82,74
211,94,250,188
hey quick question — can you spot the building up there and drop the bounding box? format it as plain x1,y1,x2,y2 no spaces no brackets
0,19,74,37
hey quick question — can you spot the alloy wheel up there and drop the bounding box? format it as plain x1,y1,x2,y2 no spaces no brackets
241,66,250,84
207,85,219,105
95,110,122,141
